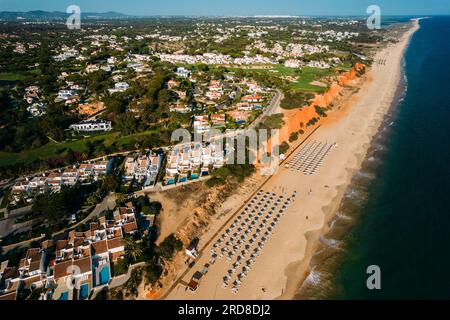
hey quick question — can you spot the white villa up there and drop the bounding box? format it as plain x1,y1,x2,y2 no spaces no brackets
69,120,112,132
164,143,224,184
123,152,162,187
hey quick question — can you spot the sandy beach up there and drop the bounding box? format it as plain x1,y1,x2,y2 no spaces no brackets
160,19,420,300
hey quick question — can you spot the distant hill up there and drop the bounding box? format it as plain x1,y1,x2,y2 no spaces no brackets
0,10,132,21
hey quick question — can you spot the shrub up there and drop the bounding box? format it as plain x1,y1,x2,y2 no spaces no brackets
156,234,183,261
289,132,299,143
281,91,314,110
279,141,290,154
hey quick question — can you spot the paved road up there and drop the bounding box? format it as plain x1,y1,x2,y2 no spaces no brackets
0,218,41,238
171,89,284,150
249,90,283,130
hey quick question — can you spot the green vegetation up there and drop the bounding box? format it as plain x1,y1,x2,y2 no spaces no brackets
0,72,29,81
145,261,163,285
124,237,143,261
314,105,328,117
306,117,320,126
101,174,121,193
279,141,290,154
0,130,157,168
258,113,285,130
124,267,144,297
32,183,97,223
277,66,333,92
289,132,299,143
206,164,255,187
281,91,315,110
142,202,162,216
156,233,183,261
113,259,127,276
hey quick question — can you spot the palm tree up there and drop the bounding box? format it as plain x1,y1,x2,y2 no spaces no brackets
124,238,143,261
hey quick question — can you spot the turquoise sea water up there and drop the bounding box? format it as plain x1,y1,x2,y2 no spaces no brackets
296,16,450,299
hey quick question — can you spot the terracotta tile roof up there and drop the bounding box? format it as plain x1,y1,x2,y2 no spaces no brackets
79,164,94,170
2,267,19,280
54,260,73,279
110,250,125,262
19,258,27,268
90,222,99,232
113,228,122,238
68,231,75,242
124,203,133,210
21,274,43,289
28,259,41,272
0,292,17,300
72,257,92,274
122,221,138,234
41,239,54,250
107,237,124,250
47,172,62,179
56,240,69,250
91,240,108,256
74,238,84,248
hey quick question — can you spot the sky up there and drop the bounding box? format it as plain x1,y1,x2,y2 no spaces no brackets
1,0,450,16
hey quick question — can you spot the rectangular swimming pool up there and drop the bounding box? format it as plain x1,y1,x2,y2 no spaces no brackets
79,283,89,299
98,266,110,285
58,291,69,300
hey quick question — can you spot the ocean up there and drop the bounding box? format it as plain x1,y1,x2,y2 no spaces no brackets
296,16,450,299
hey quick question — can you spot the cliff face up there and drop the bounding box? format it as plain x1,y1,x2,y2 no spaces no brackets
338,63,365,86
280,64,365,141
259,64,365,162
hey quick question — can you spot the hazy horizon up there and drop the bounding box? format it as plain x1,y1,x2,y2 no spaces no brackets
1,0,449,16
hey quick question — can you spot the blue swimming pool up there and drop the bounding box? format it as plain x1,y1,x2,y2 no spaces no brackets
167,178,175,185
98,266,110,285
79,284,89,299
58,291,69,300
190,174,199,180
179,177,187,183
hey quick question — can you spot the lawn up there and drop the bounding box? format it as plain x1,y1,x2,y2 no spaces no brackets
274,65,334,92
0,130,158,168
229,64,334,93
0,73,28,82
0,70,41,82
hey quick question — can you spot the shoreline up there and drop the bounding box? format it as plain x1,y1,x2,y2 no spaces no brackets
161,19,420,300
281,19,421,300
